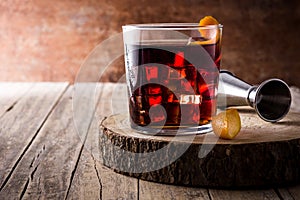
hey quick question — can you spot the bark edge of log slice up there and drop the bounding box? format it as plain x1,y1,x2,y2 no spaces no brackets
98,110,300,188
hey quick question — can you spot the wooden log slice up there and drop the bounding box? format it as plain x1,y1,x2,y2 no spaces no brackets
99,108,300,188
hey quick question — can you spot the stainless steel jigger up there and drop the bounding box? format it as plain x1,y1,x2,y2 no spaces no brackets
218,70,292,122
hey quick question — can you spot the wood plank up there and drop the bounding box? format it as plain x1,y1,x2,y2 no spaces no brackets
209,189,280,200
0,85,81,199
140,180,210,200
65,83,105,200
0,82,69,198
67,82,138,199
1,82,294,199
0,82,34,117
67,147,138,200
277,185,300,200
1,83,102,199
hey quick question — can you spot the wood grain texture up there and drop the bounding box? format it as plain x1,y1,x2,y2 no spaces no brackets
67,83,138,200
97,83,300,197
209,189,280,200
100,113,300,187
0,82,33,117
0,82,68,193
277,185,300,200
99,83,300,187
140,180,210,200
0,83,70,199
0,83,299,199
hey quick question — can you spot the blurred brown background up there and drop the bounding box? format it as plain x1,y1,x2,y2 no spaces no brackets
0,0,299,86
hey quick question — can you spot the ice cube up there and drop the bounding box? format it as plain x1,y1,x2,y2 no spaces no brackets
174,51,185,67
145,65,159,81
179,95,202,104
147,85,162,95
148,95,162,106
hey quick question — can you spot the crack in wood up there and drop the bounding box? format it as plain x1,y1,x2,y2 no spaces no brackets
207,188,212,200
276,188,296,200
30,163,40,181
63,83,105,200
30,145,45,169
0,83,34,119
19,178,30,200
5,101,17,113
0,84,69,193
0,101,18,120
37,177,42,199
273,188,284,200
28,144,46,183
20,159,41,200
91,154,103,200
64,117,97,199
64,132,94,200
29,157,35,168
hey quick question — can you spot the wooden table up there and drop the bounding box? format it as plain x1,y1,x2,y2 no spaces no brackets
0,82,299,200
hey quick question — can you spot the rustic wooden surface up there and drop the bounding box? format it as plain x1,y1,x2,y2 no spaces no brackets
0,82,299,199
100,111,300,187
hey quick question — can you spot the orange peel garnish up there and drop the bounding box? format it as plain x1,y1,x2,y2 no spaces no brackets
189,16,221,45
199,16,219,26
212,109,241,140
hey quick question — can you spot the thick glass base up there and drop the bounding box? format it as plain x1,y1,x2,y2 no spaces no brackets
130,123,212,136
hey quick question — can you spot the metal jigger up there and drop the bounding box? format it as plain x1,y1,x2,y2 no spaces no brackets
218,70,292,122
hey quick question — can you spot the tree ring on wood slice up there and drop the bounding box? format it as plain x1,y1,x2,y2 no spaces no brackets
98,108,300,188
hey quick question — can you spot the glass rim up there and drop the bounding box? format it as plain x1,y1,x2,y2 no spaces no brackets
122,23,223,30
